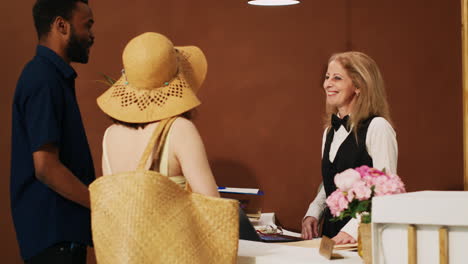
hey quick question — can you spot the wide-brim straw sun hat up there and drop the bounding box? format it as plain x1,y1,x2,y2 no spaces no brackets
97,32,207,123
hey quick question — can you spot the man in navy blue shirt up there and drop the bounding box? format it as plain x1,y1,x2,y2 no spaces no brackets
11,0,95,263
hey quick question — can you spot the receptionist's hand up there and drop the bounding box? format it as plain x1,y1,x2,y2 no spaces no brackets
301,216,319,239
332,231,356,245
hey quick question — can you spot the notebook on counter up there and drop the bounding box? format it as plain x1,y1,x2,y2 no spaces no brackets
239,208,303,243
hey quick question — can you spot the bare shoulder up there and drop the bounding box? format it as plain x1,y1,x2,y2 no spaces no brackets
171,117,200,136
170,117,205,156
105,123,124,133
104,124,125,139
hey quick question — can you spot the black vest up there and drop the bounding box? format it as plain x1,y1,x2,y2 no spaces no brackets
321,116,375,238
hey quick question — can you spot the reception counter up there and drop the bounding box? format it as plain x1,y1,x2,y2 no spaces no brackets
237,239,362,264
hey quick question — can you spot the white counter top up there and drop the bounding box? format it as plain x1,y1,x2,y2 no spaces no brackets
237,240,362,264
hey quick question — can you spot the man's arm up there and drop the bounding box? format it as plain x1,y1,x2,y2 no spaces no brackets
33,144,90,208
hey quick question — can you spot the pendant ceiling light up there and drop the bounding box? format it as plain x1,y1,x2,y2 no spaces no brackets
247,0,300,6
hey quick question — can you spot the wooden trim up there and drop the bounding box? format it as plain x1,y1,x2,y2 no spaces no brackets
463,0,468,190
439,227,448,264
408,225,417,264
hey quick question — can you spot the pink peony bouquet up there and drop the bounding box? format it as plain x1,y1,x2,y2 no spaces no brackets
326,165,405,223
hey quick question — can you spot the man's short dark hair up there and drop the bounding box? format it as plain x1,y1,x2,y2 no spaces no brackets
32,0,89,39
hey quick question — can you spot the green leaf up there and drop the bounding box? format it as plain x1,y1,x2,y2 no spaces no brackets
361,214,372,223
95,80,113,86
355,200,371,213
98,73,116,86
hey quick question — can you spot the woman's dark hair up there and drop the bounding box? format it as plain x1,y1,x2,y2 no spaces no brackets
32,0,89,39
110,110,197,129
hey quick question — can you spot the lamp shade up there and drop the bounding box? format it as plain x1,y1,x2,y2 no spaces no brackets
247,0,300,6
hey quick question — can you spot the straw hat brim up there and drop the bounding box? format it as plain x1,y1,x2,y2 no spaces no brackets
97,46,206,123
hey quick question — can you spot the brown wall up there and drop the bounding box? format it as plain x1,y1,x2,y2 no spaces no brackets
0,0,463,262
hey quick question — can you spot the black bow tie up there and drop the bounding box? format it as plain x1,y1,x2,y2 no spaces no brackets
331,114,350,132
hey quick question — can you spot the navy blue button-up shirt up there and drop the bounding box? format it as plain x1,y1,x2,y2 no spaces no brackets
11,45,95,260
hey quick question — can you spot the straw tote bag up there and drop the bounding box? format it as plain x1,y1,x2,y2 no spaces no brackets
89,118,239,264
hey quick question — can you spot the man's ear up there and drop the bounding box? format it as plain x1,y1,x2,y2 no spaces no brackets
52,16,70,36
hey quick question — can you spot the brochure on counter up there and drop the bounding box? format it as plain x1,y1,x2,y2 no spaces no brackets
217,187,264,195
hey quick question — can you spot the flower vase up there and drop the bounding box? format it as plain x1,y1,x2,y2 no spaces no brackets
358,223,372,264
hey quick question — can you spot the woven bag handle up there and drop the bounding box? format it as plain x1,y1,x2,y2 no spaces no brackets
137,117,177,170
152,117,178,171
153,117,193,192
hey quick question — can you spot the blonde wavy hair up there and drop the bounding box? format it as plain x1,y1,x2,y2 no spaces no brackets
324,51,392,134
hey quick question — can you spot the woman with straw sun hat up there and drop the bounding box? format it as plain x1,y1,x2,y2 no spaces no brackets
89,32,239,264
97,32,219,196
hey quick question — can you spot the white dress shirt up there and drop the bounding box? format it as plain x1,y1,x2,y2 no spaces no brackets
304,117,398,239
